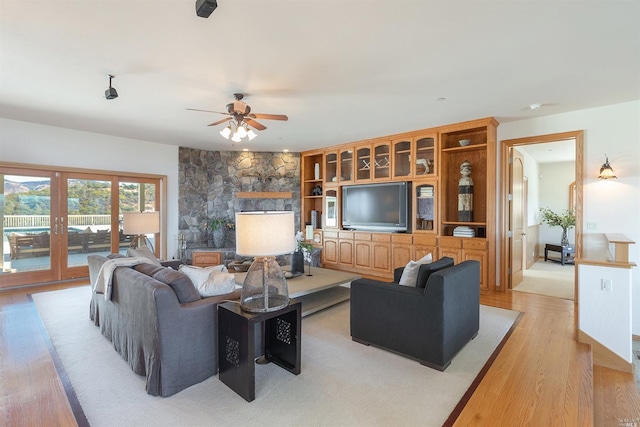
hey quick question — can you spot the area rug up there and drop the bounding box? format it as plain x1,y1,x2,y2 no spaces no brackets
513,260,574,300
32,286,519,427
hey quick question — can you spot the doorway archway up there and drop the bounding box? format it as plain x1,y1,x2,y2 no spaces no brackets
499,130,584,297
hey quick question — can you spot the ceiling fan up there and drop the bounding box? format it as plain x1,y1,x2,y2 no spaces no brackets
187,93,288,142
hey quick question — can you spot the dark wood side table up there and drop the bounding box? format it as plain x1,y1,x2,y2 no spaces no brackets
217,301,301,402
544,243,575,265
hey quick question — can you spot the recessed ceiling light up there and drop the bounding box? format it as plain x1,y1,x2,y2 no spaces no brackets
529,103,542,110
242,148,249,152
283,149,289,152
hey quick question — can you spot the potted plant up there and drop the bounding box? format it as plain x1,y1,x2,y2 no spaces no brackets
539,207,576,246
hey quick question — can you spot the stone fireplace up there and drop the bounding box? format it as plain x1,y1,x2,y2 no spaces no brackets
178,147,301,263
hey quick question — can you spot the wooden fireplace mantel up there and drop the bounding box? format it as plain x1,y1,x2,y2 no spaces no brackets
236,191,293,199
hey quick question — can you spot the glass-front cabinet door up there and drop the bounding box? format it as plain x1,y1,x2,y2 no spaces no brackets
415,183,436,232
414,135,436,177
325,151,338,184
373,142,390,180
355,146,371,181
339,148,353,183
392,138,412,179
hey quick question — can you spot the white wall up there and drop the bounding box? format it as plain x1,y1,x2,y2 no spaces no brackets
538,161,576,246
499,100,640,334
0,118,180,259
579,264,633,362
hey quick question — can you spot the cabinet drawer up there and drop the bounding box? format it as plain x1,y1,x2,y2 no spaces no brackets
439,236,462,249
354,232,372,241
324,231,339,239
392,234,412,244
372,233,391,243
192,251,222,267
413,234,437,246
339,231,354,240
462,239,488,250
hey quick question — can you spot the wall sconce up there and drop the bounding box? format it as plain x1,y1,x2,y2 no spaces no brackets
598,154,617,180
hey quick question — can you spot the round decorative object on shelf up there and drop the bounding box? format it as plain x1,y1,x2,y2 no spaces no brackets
459,139,471,147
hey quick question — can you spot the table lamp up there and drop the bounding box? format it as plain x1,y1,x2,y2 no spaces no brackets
122,211,160,252
235,211,295,313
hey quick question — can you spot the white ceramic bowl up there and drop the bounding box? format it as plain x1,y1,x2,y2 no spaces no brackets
459,139,471,146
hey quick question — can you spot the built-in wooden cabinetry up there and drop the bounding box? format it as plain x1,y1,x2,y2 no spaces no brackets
300,117,498,292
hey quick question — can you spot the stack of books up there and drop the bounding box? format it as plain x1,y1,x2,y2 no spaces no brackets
419,187,434,198
453,226,475,238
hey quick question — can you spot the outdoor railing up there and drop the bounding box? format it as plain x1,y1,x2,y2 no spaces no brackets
3,215,113,229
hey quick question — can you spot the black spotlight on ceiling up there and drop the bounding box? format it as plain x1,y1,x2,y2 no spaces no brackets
105,74,118,100
195,0,217,18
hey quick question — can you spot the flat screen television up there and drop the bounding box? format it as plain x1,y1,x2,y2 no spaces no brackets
342,182,411,232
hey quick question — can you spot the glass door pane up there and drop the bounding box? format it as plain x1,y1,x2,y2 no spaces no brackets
119,181,158,256
0,169,57,287
62,177,112,276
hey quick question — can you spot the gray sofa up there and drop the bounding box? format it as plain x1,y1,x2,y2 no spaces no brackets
88,254,240,397
350,258,480,371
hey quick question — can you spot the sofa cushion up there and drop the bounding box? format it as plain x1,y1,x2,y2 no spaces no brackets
152,268,201,303
127,246,162,266
416,256,455,289
134,262,165,277
179,265,237,297
399,253,433,286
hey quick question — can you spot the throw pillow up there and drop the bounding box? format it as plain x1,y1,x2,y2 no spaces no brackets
134,262,165,277
416,256,455,289
178,264,236,297
127,246,161,266
152,268,201,303
398,253,433,287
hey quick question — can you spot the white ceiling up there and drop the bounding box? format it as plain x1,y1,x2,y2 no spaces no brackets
1,1,639,153
516,140,575,164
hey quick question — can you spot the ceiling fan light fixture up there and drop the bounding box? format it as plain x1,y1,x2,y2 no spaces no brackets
219,125,232,139
236,124,247,138
247,128,257,141
231,132,242,143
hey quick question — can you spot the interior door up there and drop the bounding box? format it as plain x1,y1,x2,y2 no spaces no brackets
509,149,525,288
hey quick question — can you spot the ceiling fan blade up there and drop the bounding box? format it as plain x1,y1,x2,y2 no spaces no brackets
249,113,288,121
187,108,230,115
207,117,232,127
245,118,267,131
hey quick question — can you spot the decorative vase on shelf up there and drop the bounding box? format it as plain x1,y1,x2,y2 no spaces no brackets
212,227,226,248
290,250,305,275
314,163,320,180
561,228,569,246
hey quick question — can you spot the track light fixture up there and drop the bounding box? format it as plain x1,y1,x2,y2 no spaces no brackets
105,75,118,100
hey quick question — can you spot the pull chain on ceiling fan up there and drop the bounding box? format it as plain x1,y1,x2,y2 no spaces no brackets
187,93,288,143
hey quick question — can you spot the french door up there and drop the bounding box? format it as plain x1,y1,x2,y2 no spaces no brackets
0,165,162,289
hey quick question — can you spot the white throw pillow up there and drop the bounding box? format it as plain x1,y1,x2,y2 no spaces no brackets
398,253,433,287
178,264,235,297
127,246,161,266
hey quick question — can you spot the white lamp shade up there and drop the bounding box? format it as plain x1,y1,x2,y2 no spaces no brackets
235,211,295,256
123,211,160,235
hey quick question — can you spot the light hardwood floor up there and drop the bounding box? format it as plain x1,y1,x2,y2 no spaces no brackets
1,281,639,426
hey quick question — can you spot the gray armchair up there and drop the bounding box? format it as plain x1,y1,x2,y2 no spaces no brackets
350,259,480,371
